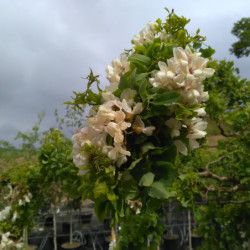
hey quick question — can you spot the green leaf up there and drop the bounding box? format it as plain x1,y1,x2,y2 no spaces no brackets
129,54,151,65
94,201,110,221
141,142,155,154
93,182,107,199
119,176,139,200
193,42,202,49
139,79,148,101
152,161,177,185
153,92,180,106
139,172,155,187
128,158,142,170
130,69,137,87
118,74,130,91
107,189,117,201
200,46,215,58
148,181,168,199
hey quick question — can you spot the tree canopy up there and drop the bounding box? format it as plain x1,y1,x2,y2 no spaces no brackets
230,17,250,58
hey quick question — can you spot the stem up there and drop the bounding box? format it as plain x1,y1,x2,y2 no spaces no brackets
169,201,173,235
23,226,28,249
111,226,116,241
53,209,57,250
147,238,150,249
188,210,192,250
70,212,73,244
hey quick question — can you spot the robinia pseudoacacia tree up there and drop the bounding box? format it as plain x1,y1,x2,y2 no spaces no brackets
66,9,216,249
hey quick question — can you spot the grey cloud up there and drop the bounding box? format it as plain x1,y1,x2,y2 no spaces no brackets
0,0,250,146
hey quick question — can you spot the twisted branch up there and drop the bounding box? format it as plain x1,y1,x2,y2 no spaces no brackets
198,155,229,181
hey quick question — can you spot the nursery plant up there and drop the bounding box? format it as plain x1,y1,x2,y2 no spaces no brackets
39,128,81,250
0,160,44,249
66,9,216,249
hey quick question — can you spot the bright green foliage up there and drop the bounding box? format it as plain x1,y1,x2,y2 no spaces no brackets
204,60,250,123
39,128,81,204
197,203,250,250
230,17,250,58
65,69,103,109
117,212,165,250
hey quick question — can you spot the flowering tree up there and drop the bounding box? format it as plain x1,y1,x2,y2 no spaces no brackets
66,9,215,248
0,161,44,249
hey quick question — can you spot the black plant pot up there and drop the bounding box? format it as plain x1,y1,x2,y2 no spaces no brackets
161,234,180,250
192,235,203,250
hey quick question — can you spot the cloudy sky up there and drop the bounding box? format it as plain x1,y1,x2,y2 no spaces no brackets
1,0,250,146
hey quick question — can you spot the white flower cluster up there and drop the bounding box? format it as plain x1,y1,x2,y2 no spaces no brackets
105,54,130,93
149,46,214,105
73,20,214,168
132,21,158,46
149,45,214,155
2,185,32,223
73,89,155,170
0,232,23,250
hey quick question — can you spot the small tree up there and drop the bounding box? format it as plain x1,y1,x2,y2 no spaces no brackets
39,128,81,250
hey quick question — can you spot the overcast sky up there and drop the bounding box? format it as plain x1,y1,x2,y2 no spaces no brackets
1,0,250,147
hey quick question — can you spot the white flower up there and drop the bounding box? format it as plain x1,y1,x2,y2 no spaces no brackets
185,118,207,149
16,242,25,249
73,147,90,169
120,88,137,107
24,194,31,203
0,206,11,222
174,140,187,156
1,232,14,248
165,118,182,138
122,99,143,116
132,21,157,46
108,142,131,164
19,199,24,206
114,111,131,131
106,54,130,92
109,240,116,250
105,122,124,143
132,116,155,136
12,210,18,222
102,91,119,102
194,107,206,117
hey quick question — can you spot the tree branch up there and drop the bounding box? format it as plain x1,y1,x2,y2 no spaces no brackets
217,123,235,137
201,184,249,193
198,155,229,181
218,199,250,205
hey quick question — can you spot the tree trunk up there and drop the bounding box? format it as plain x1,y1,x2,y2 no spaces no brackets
70,212,73,244
23,226,28,249
188,210,192,250
53,209,57,250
